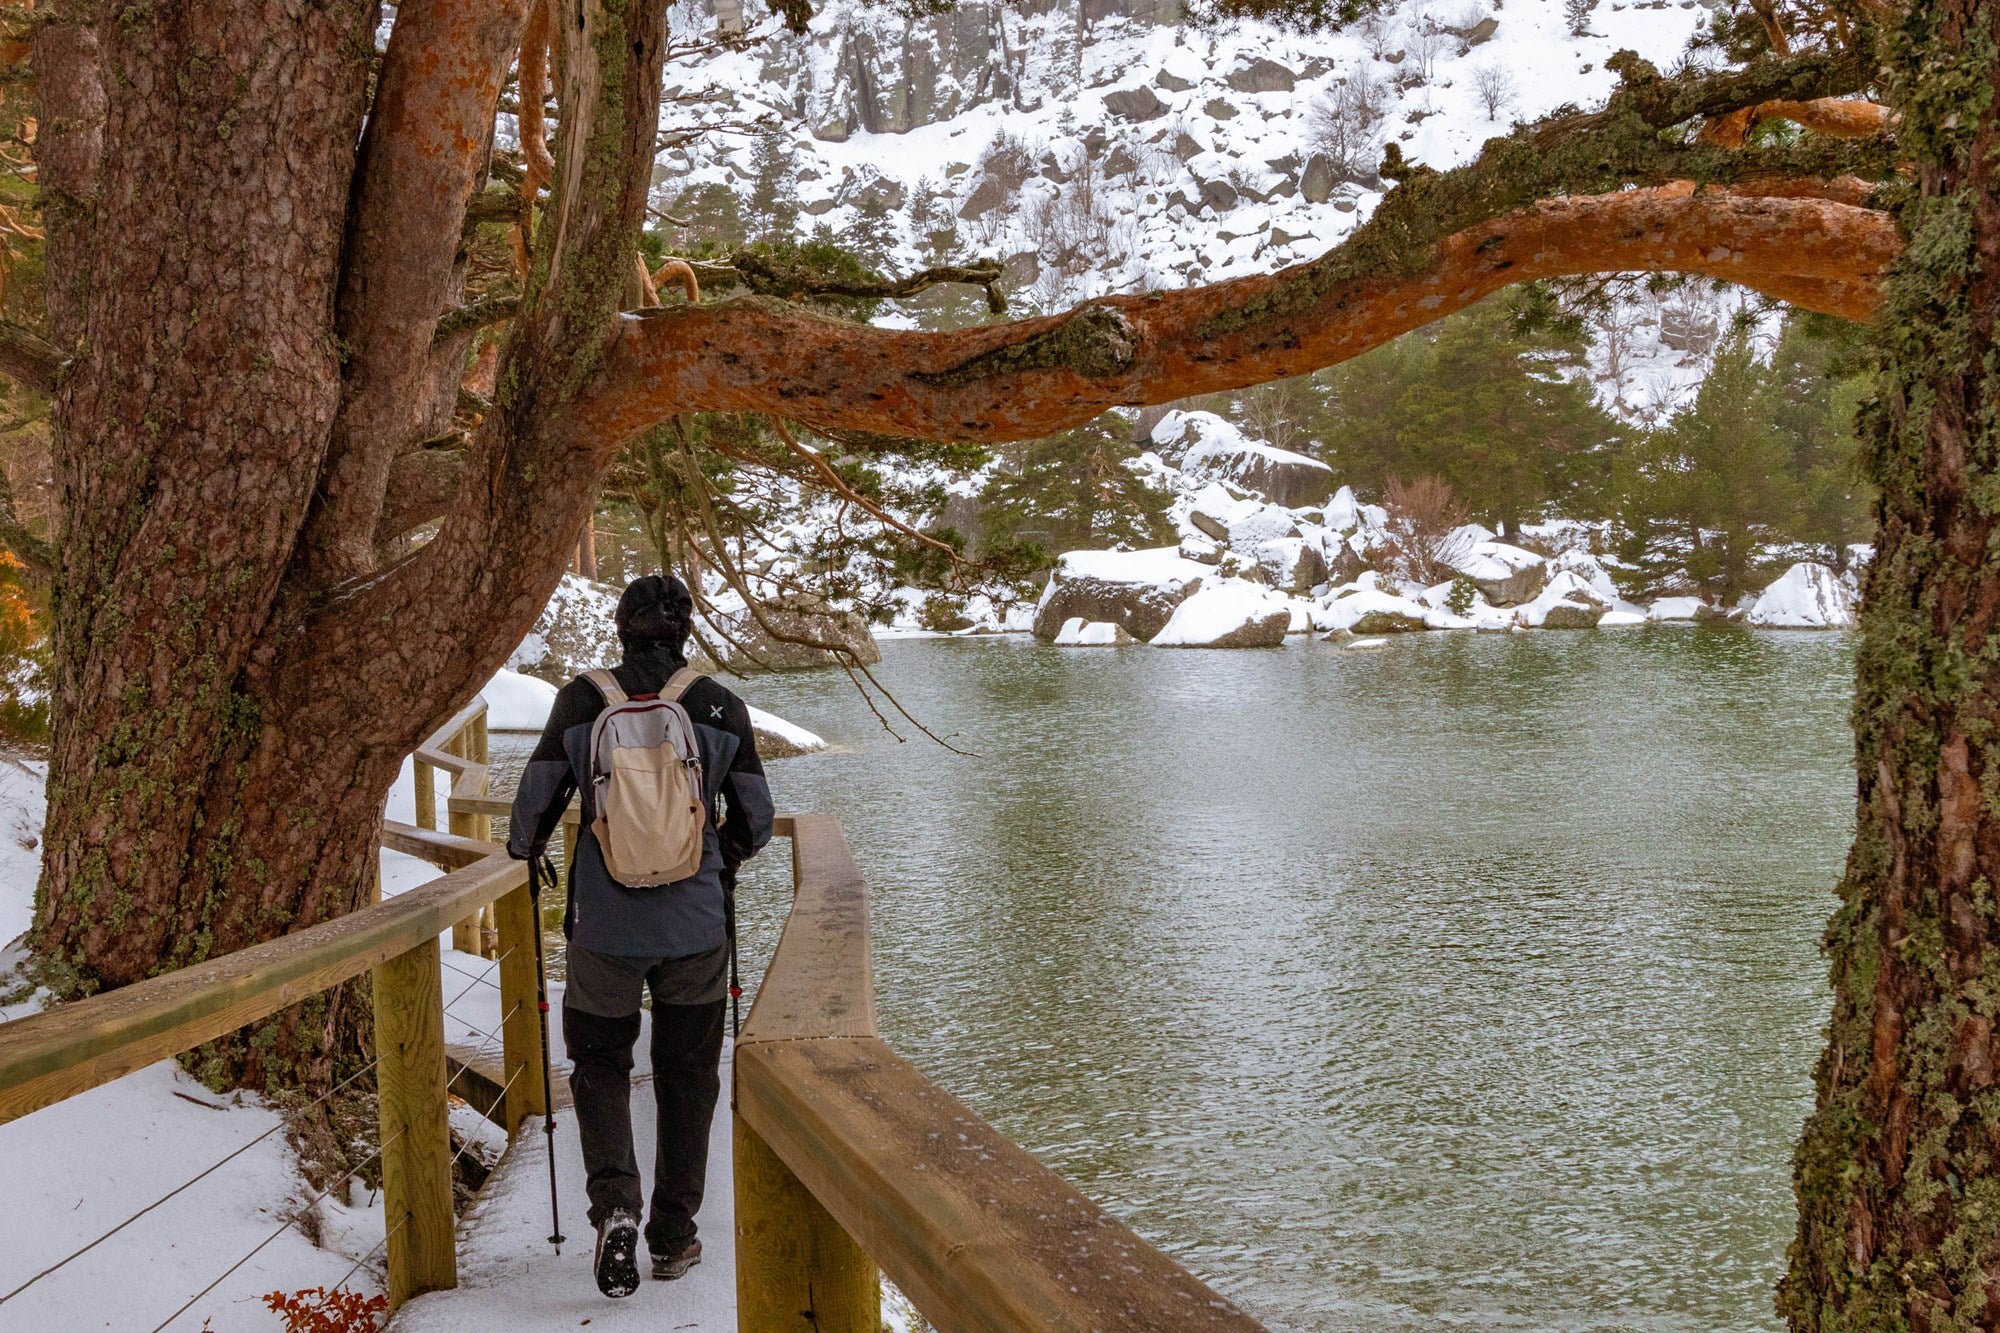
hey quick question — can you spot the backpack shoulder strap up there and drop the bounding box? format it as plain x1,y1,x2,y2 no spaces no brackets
583,668,628,707
661,667,704,703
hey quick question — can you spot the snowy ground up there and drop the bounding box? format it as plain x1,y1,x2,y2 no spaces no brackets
392,1053,737,1332
0,757,703,1332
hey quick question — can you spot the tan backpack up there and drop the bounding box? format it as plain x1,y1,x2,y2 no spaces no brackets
582,667,708,887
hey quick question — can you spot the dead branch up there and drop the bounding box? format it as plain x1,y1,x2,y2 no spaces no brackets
0,320,62,394
765,418,962,561
432,293,521,343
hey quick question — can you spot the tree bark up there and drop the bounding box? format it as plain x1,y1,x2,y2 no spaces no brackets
1780,3,2000,1328
32,0,378,1082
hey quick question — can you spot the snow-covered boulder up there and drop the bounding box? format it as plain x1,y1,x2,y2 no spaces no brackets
483,668,559,730
1179,533,1223,565
1321,588,1432,634
1598,610,1647,627
1456,541,1547,607
1186,482,1258,541
1150,582,1291,648
1747,562,1858,628
1549,548,1621,604
715,596,883,673
747,707,829,759
1053,617,1139,646
1254,537,1326,594
1225,504,1302,554
1033,547,1207,641
1647,596,1707,621
1516,571,1610,629
1153,410,1334,508
509,574,621,682
1324,485,1360,533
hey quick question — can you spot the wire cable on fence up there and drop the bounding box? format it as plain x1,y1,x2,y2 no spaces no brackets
439,957,503,992
155,996,527,1330
441,946,513,1013
325,1213,411,1301
0,1053,386,1307
145,1126,406,1333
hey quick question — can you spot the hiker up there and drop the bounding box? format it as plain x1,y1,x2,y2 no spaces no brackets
507,573,773,1299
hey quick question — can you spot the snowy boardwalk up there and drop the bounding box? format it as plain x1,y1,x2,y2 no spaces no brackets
393,1046,737,1333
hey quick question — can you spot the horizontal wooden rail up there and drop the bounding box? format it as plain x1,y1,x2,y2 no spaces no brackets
0,828,523,1125
446,792,578,823
736,813,1265,1332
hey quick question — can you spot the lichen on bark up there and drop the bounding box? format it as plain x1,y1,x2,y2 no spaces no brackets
1779,2,2000,1328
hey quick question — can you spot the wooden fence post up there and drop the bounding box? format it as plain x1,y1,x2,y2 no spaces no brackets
414,759,435,832
449,729,483,956
374,938,457,1308
734,1109,878,1333
493,879,548,1131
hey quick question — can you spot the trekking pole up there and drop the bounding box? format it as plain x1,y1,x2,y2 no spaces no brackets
723,866,741,1039
530,853,566,1254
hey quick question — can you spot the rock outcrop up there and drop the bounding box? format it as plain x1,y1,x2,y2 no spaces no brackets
1747,562,1858,628
1150,583,1291,647
1456,541,1547,607
1033,548,1207,641
1153,410,1333,507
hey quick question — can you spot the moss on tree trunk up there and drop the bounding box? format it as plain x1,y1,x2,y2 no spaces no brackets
1781,4,2000,1329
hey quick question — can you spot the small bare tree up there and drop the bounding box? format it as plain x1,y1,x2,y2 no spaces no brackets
1380,476,1475,585
1306,70,1387,180
1472,63,1516,120
1359,10,1397,60
1565,0,1594,36
1236,376,1320,454
1408,18,1449,83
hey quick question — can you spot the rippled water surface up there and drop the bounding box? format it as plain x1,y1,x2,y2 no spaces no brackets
555,628,1858,1330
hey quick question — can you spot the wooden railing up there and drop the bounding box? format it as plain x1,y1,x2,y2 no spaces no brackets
0,701,546,1313
734,813,1267,1332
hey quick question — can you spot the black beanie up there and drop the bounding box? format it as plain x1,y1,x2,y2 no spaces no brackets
615,573,694,648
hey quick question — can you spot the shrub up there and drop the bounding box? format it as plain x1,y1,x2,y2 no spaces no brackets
1379,475,1474,586
263,1288,389,1333
1304,70,1387,181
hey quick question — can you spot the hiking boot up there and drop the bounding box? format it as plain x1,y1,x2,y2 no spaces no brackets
651,1237,702,1281
594,1210,642,1298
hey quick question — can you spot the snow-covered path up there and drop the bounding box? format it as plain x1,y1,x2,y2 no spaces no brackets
386,822,739,1333
391,1045,737,1333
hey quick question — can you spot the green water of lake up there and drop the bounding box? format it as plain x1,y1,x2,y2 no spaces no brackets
727,629,1853,1332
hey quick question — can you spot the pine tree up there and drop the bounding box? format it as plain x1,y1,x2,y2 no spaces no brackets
1565,0,1593,36
747,129,799,241
979,414,1175,559
1315,296,1616,535
909,176,959,261
847,194,897,266
1615,330,1800,599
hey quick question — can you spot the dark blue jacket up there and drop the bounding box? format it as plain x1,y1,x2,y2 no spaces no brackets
507,644,774,958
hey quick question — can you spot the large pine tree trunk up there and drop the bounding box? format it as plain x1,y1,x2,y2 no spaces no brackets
26,0,664,1089
1780,3,2000,1327
30,1,385,1083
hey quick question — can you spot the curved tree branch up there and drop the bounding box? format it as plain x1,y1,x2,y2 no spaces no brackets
1702,96,1895,148
580,183,1896,447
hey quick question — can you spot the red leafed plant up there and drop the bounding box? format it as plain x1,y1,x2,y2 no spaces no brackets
263,1288,389,1333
